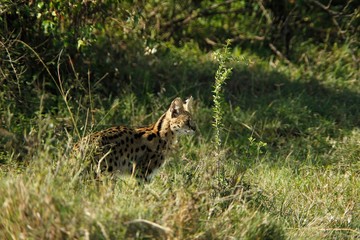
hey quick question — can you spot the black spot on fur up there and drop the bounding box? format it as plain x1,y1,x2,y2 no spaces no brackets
141,145,146,151
134,132,146,139
135,148,139,152
156,114,166,133
108,166,113,172
147,133,156,141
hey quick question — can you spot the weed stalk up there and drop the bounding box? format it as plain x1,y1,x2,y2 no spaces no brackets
212,41,233,181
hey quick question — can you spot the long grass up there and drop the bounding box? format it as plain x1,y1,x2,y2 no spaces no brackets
1,38,359,239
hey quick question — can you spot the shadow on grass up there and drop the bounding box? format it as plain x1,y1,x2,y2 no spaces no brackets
222,65,359,166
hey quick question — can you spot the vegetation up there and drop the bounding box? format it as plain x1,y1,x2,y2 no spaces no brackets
1,0,359,239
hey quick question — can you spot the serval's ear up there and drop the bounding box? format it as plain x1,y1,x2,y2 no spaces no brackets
183,96,194,113
169,97,184,118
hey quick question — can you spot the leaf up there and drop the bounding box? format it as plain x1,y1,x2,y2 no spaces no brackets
77,39,85,50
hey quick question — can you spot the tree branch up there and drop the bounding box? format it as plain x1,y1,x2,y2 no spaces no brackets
269,43,292,65
161,0,241,29
307,0,346,37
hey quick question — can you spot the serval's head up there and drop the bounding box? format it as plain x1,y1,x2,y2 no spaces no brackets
167,96,196,135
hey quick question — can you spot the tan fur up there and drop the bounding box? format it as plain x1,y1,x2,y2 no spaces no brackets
73,97,195,181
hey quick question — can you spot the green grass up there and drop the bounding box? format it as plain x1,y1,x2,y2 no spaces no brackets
1,40,359,239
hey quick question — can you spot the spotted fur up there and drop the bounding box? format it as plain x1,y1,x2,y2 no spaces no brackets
73,97,195,181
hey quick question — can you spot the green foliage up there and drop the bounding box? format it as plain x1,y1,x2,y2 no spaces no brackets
1,0,359,239
246,136,267,162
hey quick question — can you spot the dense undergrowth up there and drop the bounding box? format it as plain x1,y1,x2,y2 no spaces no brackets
1,1,359,239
